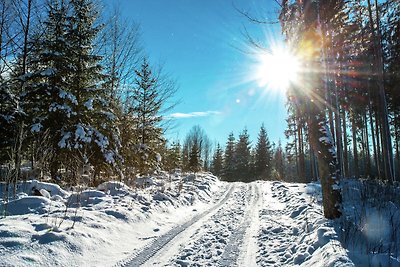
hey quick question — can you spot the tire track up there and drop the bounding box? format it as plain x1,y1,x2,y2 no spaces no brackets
162,183,251,267
219,183,262,267
116,184,235,267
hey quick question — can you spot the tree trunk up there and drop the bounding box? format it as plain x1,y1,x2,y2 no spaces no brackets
308,116,342,219
298,125,306,182
342,109,349,178
301,0,342,219
351,117,359,178
364,112,371,178
369,103,379,178
367,0,394,182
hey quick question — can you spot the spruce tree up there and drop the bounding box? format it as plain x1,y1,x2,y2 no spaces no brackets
56,0,121,182
235,128,251,182
254,124,273,180
211,143,223,177
166,141,181,172
131,58,164,174
223,132,236,182
188,141,201,173
274,140,285,180
24,0,72,179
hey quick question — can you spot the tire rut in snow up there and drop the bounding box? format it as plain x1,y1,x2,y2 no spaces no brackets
117,184,235,267
167,183,252,266
219,183,261,267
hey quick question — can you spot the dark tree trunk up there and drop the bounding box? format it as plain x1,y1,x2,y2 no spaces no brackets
351,117,359,178
342,109,349,178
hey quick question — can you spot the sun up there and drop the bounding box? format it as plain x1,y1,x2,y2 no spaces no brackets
256,47,301,92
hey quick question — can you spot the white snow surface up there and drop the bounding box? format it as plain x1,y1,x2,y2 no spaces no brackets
1,175,386,267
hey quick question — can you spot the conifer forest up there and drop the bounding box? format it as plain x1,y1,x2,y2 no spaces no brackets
1,0,400,266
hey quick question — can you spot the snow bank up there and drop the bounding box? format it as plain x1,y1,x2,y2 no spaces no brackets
257,181,353,267
0,172,222,266
2,196,51,216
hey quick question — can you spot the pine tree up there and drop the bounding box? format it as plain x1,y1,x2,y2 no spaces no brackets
211,143,223,177
235,128,251,182
130,58,164,175
280,0,342,218
222,132,236,182
274,140,285,180
254,124,273,180
188,141,201,173
24,0,72,179
165,141,181,172
54,0,121,182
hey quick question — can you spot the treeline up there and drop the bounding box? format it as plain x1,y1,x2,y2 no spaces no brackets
280,0,400,183
162,124,286,183
0,0,176,186
209,125,285,183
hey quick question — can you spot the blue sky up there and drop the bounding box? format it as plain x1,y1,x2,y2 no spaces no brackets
110,0,287,147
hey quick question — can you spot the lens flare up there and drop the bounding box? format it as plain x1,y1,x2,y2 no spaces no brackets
256,47,301,92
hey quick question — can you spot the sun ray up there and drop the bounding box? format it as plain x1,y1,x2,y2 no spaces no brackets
255,46,301,93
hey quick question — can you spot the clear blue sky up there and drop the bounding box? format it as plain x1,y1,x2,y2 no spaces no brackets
108,0,288,147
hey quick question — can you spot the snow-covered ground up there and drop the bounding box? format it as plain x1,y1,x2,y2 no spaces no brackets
1,174,399,266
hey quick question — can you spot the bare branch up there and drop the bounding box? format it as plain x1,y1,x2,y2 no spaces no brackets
232,0,279,25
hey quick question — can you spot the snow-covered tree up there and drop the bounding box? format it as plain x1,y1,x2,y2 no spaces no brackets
164,141,182,172
49,0,122,182
129,57,164,175
23,0,72,178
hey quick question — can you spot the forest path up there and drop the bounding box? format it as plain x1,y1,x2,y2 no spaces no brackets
118,181,324,267
118,182,236,267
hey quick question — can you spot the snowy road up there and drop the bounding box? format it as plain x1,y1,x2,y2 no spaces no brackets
0,177,352,267
118,180,350,267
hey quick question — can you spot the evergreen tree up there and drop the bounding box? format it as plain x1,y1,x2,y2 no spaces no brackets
222,132,236,182
55,0,121,182
131,58,164,175
274,140,285,180
235,128,251,182
165,141,181,172
254,124,273,180
24,0,72,179
211,143,223,177
188,141,201,173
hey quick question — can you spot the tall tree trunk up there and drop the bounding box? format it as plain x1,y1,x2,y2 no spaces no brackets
375,114,382,180
364,112,371,178
351,116,359,178
342,109,349,178
369,99,379,179
396,134,399,180
14,0,33,192
298,125,306,182
367,0,394,182
301,0,342,219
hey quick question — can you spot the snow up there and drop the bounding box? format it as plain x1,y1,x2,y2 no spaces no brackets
0,173,222,266
83,98,94,110
30,123,43,133
40,68,56,77
58,90,78,105
2,175,399,266
49,103,76,118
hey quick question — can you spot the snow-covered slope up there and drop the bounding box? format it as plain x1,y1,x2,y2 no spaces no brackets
3,174,395,266
0,173,224,266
